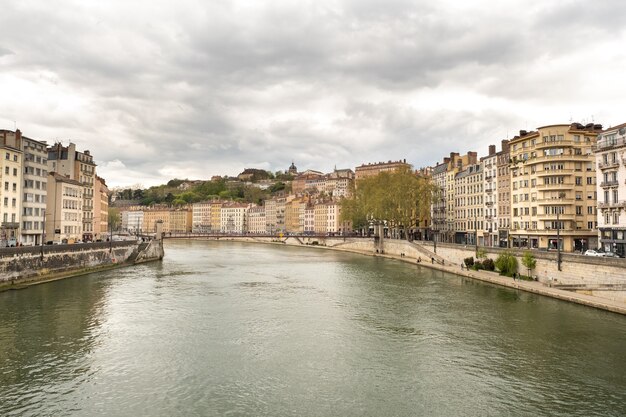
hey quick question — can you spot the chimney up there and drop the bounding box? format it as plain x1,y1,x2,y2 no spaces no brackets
84,150,90,156
519,130,528,136
443,157,450,164
488,144,496,156
468,151,478,165
501,139,509,152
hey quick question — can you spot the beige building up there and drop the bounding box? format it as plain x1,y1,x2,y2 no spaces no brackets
93,176,109,240
247,205,266,234
355,159,411,183
285,197,306,234
445,152,478,243
143,208,170,235
170,208,192,233
509,123,601,251
0,130,24,246
304,204,315,234
496,140,511,247
47,143,97,241
45,173,82,243
595,122,626,256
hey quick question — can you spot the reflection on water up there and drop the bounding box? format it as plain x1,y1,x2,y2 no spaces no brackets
1,240,624,417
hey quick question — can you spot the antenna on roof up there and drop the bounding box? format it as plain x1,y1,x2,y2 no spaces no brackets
13,120,16,130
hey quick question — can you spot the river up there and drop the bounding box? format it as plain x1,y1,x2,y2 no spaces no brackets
1,240,625,416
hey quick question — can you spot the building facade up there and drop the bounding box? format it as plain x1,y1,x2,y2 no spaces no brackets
509,124,601,251
45,173,82,243
0,130,24,246
595,123,626,256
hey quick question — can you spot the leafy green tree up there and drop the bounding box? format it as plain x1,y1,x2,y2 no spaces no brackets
495,252,518,276
108,208,120,231
521,251,537,278
340,167,435,238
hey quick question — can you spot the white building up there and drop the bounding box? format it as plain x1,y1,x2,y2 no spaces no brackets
122,210,144,234
304,205,315,234
481,145,498,247
192,201,212,233
247,205,266,234
220,202,248,234
595,122,626,256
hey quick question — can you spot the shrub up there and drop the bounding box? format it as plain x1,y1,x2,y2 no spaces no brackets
476,248,487,260
495,252,518,276
482,258,495,271
464,257,474,267
472,261,484,271
521,251,537,277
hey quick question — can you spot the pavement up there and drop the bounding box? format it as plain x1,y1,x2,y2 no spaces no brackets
378,252,626,316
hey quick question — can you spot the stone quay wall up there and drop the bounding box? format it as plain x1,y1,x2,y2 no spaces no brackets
0,240,164,291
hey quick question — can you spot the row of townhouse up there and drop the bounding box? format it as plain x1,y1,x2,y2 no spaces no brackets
120,198,346,236
0,129,109,246
429,122,626,255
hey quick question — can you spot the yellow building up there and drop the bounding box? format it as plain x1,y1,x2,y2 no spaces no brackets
93,176,109,240
509,123,601,251
45,173,82,244
170,208,192,233
285,198,306,233
143,208,170,234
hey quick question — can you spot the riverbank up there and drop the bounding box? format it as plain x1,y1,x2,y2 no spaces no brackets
0,239,164,292
175,235,626,315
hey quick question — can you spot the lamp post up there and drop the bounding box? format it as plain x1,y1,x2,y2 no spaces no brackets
556,209,562,271
40,209,46,260
474,213,478,257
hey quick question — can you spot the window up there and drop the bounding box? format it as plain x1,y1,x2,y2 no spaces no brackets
4,153,9,160
614,212,620,225
586,177,593,185
588,221,594,229
3,182,7,191
587,206,594,215
13,168,17,176
575,177,582,185
576,206,582,215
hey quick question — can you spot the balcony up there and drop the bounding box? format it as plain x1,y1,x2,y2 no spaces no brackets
536,182,574,190
598,161,620,170
536,169,574,176
600,180,619,188
598,201,626,209
595,136,626,151
1,222,19,229
536,198,575,205
536,213,576,221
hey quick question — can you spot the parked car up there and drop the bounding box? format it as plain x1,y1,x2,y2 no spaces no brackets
603,251,621,258
584,249,604,257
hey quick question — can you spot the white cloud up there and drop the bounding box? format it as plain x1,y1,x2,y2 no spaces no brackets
1,0,625,186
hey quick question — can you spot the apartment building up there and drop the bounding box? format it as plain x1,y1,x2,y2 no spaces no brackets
143,208,170,234
454,164,482,244
220,202,248,234
21,134,49,245
496,140,511,247
430,160,448,241
247,205,266,234
45,173,82,243
355,159,411,182
47,143,96,241
594,123,626,256
304,204,315,234
0,130,24,246
170,208,192,233
481,147,497,247
285,197,306,234
509,123,601,251
192,201,212,233
93,176,109,239
122,209,144,234
445,152,478,243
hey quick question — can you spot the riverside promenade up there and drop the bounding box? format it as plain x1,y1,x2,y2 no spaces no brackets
172,234,626,316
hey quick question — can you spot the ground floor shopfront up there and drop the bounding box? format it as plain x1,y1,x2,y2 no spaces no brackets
599,228,626,256
510,232,597,252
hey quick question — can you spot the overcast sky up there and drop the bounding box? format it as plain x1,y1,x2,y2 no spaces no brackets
1,0,625,188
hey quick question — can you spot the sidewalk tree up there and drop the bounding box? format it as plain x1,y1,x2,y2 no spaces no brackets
340,167,435,239
521,251,537,278
495,251,518,276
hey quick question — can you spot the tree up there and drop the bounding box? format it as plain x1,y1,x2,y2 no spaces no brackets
108,208,121,232
495,251,518,276
340,167,435,239
521,251,537,278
